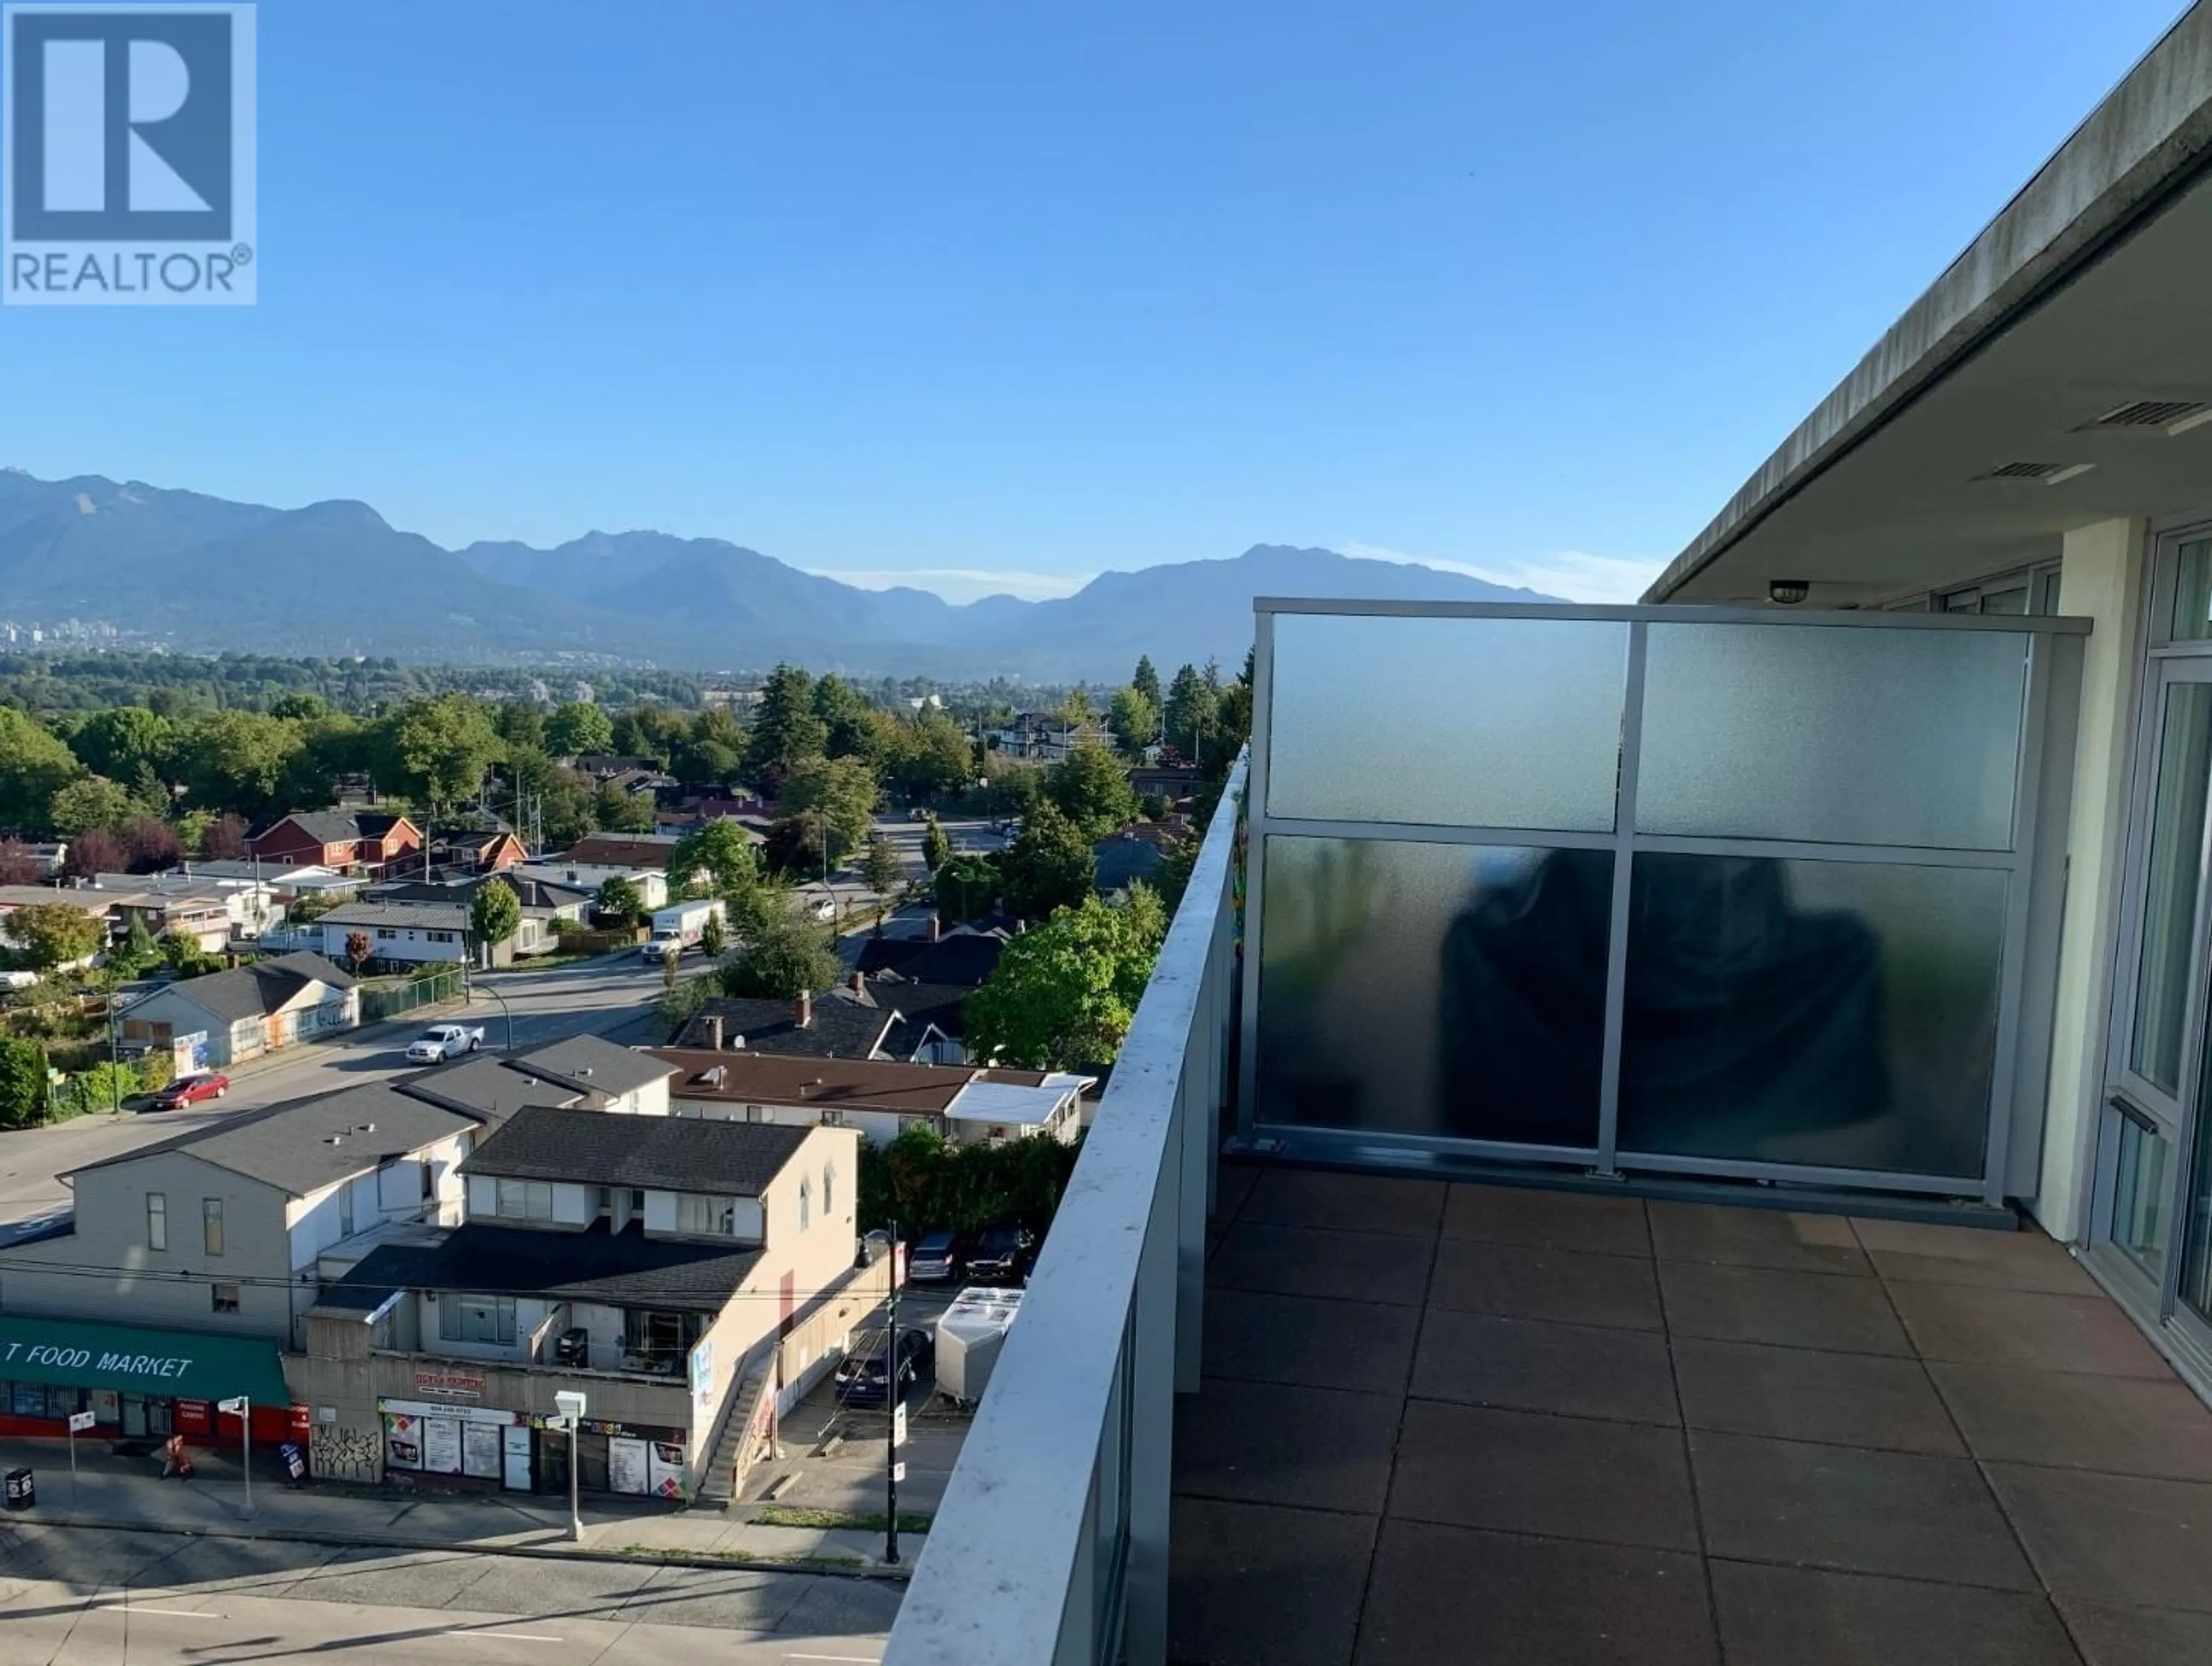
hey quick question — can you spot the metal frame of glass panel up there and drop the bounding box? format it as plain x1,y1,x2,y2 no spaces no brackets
1238,598,2089,1206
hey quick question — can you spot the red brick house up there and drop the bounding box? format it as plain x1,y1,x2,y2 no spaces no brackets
247,811,422,874
425,827,529,873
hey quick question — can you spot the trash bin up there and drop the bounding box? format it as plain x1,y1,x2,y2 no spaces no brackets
3,1467,32,1509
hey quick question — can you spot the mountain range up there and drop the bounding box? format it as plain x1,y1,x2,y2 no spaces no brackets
0,467,1551,678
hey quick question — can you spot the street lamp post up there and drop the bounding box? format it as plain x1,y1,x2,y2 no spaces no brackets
554,1390,587,1542
216,1395,252,1516
466,975,516,1050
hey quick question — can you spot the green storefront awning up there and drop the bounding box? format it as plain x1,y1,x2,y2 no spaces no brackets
0,1314,291,1404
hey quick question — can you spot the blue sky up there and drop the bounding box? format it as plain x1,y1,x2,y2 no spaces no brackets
0,0,2190,601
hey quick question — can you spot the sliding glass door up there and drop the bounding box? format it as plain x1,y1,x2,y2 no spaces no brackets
2100,551,2212,1371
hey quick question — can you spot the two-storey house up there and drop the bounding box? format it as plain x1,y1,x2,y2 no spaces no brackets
286,1108,861,1503
0,1080,478,1449
248,811,422,875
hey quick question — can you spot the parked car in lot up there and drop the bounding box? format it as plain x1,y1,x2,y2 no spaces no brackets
906,1230,965,1284
968,1222,1037,1284
149,1071,229,1110
405,1023,484,1063
835,1327,934,1406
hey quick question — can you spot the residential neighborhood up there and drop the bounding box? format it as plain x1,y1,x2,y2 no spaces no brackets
0,656,1221,1550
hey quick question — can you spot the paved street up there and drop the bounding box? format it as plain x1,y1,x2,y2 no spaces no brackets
799,815,1007,929
0,1521,895,1664
0,952,665,1240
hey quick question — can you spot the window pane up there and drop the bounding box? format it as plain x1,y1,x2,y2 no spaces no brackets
1638,624,2027,850
528,1182,552,1220
2169,537,2212,641
1255,836,1612,1147
497,1179,523,1218
1266,614,1628,831
2130,682,2212,1094
1616,854,2008,1178
147,1194,166,1251
2111,1110,2173,1284
203,1198,224,1257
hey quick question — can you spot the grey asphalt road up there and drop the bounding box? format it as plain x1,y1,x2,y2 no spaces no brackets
0,1520,893,1663
0,952,666,1239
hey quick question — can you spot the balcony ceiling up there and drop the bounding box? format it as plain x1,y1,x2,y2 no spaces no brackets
1653,12,2212,606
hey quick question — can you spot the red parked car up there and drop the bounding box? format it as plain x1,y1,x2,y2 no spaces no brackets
149,1072,229,1109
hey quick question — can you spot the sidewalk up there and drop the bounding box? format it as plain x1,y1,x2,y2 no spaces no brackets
0,1436,906,1576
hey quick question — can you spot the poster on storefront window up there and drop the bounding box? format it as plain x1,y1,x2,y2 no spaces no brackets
385,1413,421,1470
647,1441,685,1500
608,1436,649,1495
462,1422,501,1479
422,1416,463,1475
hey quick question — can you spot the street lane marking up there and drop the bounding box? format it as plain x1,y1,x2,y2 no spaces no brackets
94,1605,225,1619
783,1656,881,1663
450,1631,567,1644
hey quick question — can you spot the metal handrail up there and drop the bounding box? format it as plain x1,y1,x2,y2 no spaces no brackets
885,752,1246,1666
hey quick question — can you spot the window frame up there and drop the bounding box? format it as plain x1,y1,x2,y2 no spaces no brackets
210,1282,240,1314
146,1191,167,1253
202,1197,224,1257
494,1178,555,1221
438,1292,517,1345
673,1192,737,1236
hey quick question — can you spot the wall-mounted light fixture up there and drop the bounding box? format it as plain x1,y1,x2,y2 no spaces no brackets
1768,579,1809,605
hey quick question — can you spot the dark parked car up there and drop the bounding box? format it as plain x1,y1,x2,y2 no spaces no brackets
835,1327,934,1406
906,1231,965,1284
968,1221,1037,1284
149,1072,229,1110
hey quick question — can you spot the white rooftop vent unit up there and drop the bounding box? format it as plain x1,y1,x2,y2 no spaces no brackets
2075,398,2212,435
1972,461,2095,485
934,1284,1024,1407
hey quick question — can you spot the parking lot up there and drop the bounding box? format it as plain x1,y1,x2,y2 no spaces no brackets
755,1285,978,1521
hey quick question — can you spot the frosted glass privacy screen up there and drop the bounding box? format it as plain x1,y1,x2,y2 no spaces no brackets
1255,835,1611,1147
1636,624,2028,850
1615,854,2008,1178
1266,613,1628,830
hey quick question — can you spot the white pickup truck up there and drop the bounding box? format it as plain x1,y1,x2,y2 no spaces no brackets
405,1022,484,1063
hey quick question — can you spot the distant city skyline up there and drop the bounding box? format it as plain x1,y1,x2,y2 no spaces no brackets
0,0,2187,605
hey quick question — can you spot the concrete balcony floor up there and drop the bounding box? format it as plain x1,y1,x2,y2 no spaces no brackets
1170,1164,2212,1666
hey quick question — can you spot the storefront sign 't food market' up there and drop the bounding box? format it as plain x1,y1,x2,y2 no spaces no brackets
1,1341,192,1381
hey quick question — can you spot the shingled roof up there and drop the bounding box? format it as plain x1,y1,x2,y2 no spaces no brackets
156,951,355,1024
461,1106,812,1195
340,1220,763,1311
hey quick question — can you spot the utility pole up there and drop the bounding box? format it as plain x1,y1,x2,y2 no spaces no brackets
886,1219,904,1567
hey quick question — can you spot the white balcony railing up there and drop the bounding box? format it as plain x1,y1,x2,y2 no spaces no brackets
884,753,1245,1666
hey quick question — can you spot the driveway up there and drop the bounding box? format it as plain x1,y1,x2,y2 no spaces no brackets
756,1287,973,1522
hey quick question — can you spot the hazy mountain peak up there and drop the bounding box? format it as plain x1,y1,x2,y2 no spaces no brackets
290,498,391,530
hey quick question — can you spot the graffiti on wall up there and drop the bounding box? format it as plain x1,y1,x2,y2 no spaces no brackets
309,1425,382,1484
